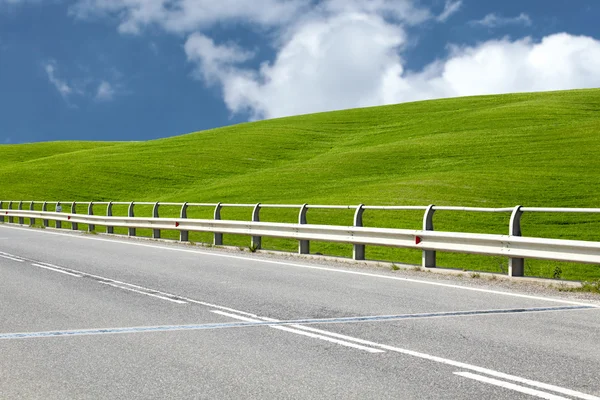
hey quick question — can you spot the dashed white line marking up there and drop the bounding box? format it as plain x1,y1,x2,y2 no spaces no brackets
455,372,571,400
211,310,384,354
2,224,598,308
99,282,187,304
31,263,82,277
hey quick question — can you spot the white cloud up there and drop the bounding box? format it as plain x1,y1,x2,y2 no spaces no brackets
187,22,600,120
45,62,74,98
65,1,600,121
471,12,532,28
436,0,461,22
96,81,116,101
186,12,407,119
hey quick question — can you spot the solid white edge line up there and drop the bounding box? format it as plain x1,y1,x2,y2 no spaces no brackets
31,263,81,277
211,310,384,354
1,224,598,309
99,282,187,304
454,372,570,400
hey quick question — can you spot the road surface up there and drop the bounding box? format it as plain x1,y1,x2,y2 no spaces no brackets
1,224,599,399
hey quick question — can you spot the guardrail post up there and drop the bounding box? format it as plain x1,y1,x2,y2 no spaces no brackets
422,205,436,268
180,202,189,242
55,202,62,229
71,202,79,231
128,202,136,237
0,201,4,223
353,204,365,260
42,202,49,227
7,201,13,223
298,204,310,254
106,202,113,234
214,202,223,245
152,202,161,239
88,202,95,232
18,201,24,225
509,205,524,277
251,203,261,250
29,201,36,226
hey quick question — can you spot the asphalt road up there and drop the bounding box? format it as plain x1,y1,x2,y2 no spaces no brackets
1,224,599,399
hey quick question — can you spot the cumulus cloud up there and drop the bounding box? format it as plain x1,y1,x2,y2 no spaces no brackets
186,12,407,118
187,26,600,119
66,0,600,120
471,12,532,28
436,0,462,22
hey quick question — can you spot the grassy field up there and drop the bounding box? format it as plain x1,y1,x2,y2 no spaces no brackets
1,89,600,281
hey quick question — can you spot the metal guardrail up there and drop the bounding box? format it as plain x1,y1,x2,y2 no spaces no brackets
1,201,600,278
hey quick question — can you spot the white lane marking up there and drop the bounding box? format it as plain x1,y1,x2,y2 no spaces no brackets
266,329,598,400
211,310,384,354
1,224,598,308
99,282,187,304
0,254,24,262
31,263,82,278
454,372,571,400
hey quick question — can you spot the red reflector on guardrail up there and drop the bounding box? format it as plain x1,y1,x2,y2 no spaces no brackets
175,222,180,227
68,216,71,220
416,236,422,245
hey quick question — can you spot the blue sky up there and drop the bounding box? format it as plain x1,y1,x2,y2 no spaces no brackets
1,0,599,144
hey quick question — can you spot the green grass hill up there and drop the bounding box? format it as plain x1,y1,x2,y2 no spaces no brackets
2,89,600,281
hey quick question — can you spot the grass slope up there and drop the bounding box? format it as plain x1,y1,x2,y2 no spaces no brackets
1,89,600,281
